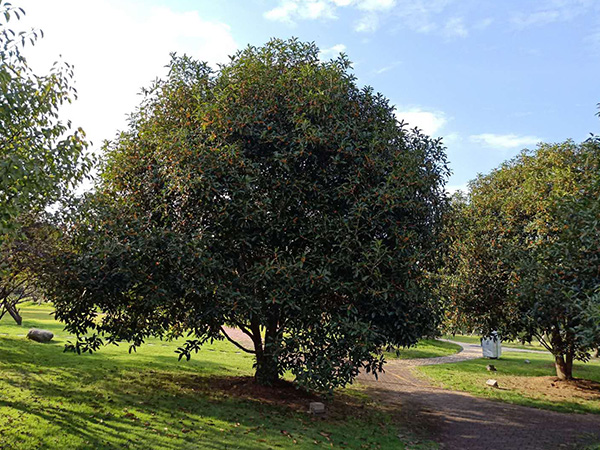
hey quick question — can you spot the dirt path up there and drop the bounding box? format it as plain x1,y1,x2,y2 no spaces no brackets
222,330,600,448
359,341,600,450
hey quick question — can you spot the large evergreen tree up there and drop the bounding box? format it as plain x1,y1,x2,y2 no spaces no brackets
43,39,449,390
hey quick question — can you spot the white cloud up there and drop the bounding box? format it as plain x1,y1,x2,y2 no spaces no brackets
511,0,599,29
19,0,237,153
319,43,347,60
443,132,462,146
304,1,336,20
511,10,561,28
395,108,447,136
264,0,299,23
264,0,337,24
390,0,452,34
470,133,541,149
356,0,396,11
442,17,468,39
355,13,379,32
373,60,401,74
263,0,497,37
474,17,493,30
265,0,396,32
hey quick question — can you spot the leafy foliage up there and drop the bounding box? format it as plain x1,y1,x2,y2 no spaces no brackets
41,39,449,390
0,1,91,237
0,1,92,325
0,216,52,324
443,137,600,379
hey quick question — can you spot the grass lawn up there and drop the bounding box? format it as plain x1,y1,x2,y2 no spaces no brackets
0,303,437,450
385,340,461,360
442,334,546,351
417,351,600,415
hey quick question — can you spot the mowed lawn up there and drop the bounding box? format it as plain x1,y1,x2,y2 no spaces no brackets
442,334,546,351
0,304,437,450
385,340,461,360
418,351,600,415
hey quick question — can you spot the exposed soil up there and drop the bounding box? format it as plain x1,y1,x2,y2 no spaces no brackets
209,376,322,411
501,375,600,403
159,370,386,426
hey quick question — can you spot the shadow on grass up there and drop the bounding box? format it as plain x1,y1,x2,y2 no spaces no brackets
0,335,418,450
0,395,280,450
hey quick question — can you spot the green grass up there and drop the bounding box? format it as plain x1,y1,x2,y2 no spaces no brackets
385,339,461,360
417,350,600,415
442,334,547,351
0,303,437,450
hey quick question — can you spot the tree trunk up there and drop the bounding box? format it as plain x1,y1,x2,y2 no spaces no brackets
550,327,573,380
554,353,573,380
251,313,281,386
254,350,280,386
594,348,599,359
5,302,22,325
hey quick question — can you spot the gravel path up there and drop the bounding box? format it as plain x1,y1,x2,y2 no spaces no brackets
359,340,600,450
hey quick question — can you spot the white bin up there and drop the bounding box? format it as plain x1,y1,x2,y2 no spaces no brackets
481,332,502,359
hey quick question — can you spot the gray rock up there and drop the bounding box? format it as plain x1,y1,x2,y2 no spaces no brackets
486,379,499,388
27,328,54,343
309,402,325,415
486,364,497,371
524,359,531,364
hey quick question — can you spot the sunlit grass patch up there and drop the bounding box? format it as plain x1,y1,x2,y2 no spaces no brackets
384,339,461,360
0,303,438,449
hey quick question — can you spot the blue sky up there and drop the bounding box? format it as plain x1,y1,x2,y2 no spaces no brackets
20,0,600,191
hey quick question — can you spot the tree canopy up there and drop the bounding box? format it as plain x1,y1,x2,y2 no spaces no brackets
443,137,600,379
0,1,91,237
41,39,450,390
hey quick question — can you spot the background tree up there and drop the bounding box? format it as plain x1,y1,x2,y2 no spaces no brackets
0,1,91,237
0,216,52,324
41,39,450,390
443,137,600,380
1,1,91,321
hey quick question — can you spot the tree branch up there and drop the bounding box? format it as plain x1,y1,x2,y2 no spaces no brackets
219,326,255,354
229,318,254,341
534,332,553,353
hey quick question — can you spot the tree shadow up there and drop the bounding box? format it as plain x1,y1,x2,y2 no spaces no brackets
0,335,415,449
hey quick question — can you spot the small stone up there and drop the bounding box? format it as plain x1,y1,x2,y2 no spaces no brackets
27,328,54,343
486,379,499,388
309,402,325,415
524,359,531,364
486,364,497,371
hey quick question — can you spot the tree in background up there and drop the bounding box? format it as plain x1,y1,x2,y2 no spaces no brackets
0,216,54,324
40,39,450,390
443,137,600,380
0,1,91,320
0,1,91,236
